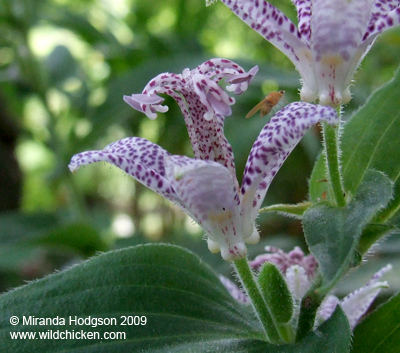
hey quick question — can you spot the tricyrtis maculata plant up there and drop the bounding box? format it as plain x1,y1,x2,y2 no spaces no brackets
69,0,400,348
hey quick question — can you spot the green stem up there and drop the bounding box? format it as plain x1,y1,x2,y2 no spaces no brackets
232,257,281,344
322,112,346,208
295,279,325,341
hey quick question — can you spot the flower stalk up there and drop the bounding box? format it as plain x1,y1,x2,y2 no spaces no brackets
295,286,325,341
232,257,281,343
322,112,346,207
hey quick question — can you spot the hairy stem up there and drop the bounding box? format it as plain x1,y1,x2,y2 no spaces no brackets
232,257,281,344
295,278,325,341
322,111,346,207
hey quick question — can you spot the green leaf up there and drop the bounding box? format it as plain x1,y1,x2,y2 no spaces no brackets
258,263,293,324
259,202,312,219
352,292,400,353
304,170,393,292
310,66,400,227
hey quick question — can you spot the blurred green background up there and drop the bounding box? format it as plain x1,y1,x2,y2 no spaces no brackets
1,0,399,295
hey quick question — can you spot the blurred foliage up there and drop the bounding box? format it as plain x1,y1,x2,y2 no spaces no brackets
0,0,400,293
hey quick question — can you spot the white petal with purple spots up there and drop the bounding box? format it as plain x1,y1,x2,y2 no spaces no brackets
339,264,392,329
368,0,398,25
364,6,400,41
123,94,168,120
240,102,338,236
292,0,312,42
165,155,246,261
69,137,179,203
225,65,259,94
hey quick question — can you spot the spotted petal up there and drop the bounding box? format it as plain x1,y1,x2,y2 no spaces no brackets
240,102,338,236
123,94,168,120
219,0,314,95
195,58,257,84
225,65,259,94
356,6,400,71
340,264,392,329
365,1,400,39
292,0,312,42
69,137,178,203
165,155,246,261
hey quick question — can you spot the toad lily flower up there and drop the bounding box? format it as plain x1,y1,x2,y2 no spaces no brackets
69,59,338,261
213,0,400,106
